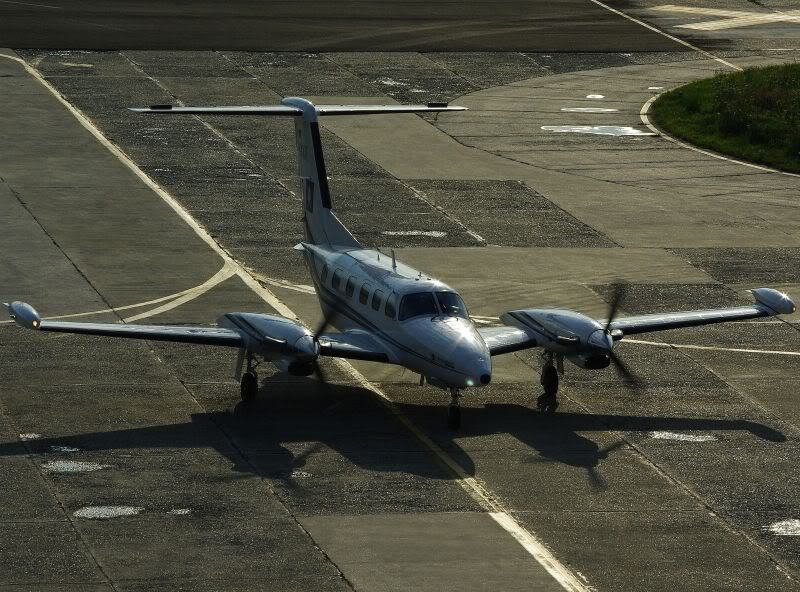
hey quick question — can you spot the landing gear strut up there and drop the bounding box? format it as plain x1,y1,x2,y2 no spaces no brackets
447,388,462,430
240,351,260,403
537,353,560,414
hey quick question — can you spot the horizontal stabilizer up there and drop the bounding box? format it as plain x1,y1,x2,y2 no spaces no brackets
130,102,466,116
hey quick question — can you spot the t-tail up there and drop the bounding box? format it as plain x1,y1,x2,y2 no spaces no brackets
131,98,466,250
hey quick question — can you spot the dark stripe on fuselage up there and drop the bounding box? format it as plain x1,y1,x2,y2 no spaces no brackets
309,122,332,209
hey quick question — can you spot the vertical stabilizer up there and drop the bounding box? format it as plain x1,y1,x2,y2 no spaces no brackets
282,97,361,249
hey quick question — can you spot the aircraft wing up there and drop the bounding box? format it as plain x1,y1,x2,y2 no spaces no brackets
5,302,243,347
478,326,539,356
318,330,394,363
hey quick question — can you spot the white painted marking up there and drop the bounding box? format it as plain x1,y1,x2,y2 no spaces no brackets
19,433,41,440
624,338,800,357
0,53,589,592
585,94,605,99
648,86,664,90
50,445,81,453
0,0,62,8
764,519,800,536
640,95,800,178
560,107,619,113
290,469,312,478
652,5,800,31
167,508,192,516
542,125,656,137
60,62,94,68
376,77,408,87
249,272,316,295
0,261,236,324
123,261,235,322
650,431,717,442
382,230,447,237
74,506,143,519
588,0,741,71
42,460,109,473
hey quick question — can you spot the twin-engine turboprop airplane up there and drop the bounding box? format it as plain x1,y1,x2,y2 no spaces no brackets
5,97,796,430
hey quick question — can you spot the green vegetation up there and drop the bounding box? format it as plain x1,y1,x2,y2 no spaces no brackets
650,64,800,173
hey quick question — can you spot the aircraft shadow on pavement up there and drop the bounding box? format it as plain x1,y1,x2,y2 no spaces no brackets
0,376,786,490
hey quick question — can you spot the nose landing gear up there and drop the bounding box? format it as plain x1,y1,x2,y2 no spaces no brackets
537,353,561,414
447,387,462,430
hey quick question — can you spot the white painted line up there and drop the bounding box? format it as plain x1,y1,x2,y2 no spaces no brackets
623,338,800,357
167,508,192,516
122,261,235,322
51,445,81,453
19,433,41,440
382,230,447,237
0,261,236,325
542,125,656,136
648,86,664,90
650,431,716,442
585,94,605,99
0,53,589,592
764,519,800,536
560,107,619,113
249,272,317,295
640,95,800,178
587,0,742,71
42,460,110,473
74,506,143,519
651,5,800,31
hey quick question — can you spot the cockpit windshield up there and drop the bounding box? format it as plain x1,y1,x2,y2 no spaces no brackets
435,291,468,318
399,292,439,321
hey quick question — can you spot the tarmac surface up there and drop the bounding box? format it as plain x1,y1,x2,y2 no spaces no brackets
3,2,800,592
0,0,684,51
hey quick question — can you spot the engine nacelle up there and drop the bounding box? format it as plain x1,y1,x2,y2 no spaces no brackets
6,301,42,330
218,312,317,359
566,353,610,370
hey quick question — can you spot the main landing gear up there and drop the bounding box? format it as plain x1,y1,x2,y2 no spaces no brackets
240,351,260,403
536,352,561,414
447,387,462,430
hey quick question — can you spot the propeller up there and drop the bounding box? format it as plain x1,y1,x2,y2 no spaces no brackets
602,281,643,389
309,308,338,385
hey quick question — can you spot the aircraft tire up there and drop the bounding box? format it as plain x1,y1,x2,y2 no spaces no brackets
241,371,258,403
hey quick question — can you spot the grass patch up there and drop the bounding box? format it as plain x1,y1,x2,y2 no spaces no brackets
650,64,800,173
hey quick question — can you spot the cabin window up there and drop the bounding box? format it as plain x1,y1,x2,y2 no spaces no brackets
332,269,343,291
435,291,469,319
320,264,329,284
372,289,384,312
345,277,355,298
359,283,371,305
399,292,439,321
385,293,398,319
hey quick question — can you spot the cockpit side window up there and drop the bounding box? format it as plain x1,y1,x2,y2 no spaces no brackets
385,293,398,319
399,292,439,321
435,291,469,318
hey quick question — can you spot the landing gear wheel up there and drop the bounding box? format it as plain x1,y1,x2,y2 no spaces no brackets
447,404,462,430
536,393,559,414
541,364,559,396
240,371,258,403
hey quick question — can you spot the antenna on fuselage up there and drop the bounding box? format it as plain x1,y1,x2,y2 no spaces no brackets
391,249,397,271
